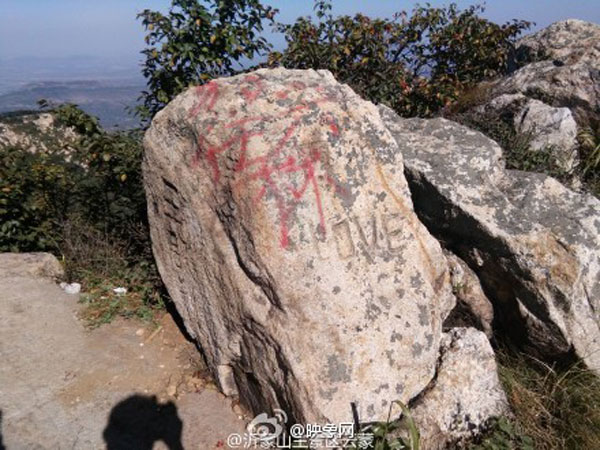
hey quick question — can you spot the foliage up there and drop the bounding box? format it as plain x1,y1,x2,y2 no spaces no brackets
0,144,79,251
495,346,600,449
269,1,531,117
472,417,534,450
137,0,277,120
0,104,165,324
52,104,148,244
360,400,420,450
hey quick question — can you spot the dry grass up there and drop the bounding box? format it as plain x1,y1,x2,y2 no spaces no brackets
59,216,165,327
496,348,600,449
578,125,600,197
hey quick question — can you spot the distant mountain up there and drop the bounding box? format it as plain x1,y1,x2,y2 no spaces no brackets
0,80,145,130
0,55,146,129
0,55,144,93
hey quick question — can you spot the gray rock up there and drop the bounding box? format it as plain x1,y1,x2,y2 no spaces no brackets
517,19,600,63
411,328,510,450
0,252,63,280
380,105,600,373
143,68,455,424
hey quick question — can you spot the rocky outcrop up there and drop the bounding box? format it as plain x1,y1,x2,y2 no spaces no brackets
503,19,600,117
143,68,459,425
381,105,600,373
411,328,509,449
516,19,600,70
466,20,599,176
0,112,77,153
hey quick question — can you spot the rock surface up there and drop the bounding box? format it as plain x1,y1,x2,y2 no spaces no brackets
411,328,509,449
381,105,600,373
477,93,579,171
443,251,494,338
143,68,456,424
499,19,600,117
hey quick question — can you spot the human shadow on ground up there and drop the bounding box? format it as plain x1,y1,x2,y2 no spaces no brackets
103,395,184,450
0,409,5,450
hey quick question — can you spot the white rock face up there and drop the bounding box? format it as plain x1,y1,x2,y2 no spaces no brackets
0,112,78,153
480,94,579,172
517,98,578,167
381,105,600,374
517,19,600,64
143,68,456,424
411,328,510,449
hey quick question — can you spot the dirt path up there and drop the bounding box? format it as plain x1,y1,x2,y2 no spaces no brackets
0,255,245,449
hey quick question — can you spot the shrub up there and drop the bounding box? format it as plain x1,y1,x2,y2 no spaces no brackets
0,144,80,251
0,104,164,324
451,106,566,175
52,104,148,245
473,417,534,450
270,1,531,117
137,0,277,121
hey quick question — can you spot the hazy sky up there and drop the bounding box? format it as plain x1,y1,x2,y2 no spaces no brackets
1,0,599,63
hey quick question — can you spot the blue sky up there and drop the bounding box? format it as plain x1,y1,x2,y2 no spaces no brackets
1,0,599,62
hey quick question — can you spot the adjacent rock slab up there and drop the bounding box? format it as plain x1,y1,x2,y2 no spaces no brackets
411,328,509,449
380,106,600,373
143,68,454,424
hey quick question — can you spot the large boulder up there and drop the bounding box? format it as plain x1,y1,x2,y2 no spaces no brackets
143,68,457,425
381,105,600,373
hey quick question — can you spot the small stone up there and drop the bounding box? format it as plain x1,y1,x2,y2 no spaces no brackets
135,328,145,336
166,384,177,397
113,287,127,295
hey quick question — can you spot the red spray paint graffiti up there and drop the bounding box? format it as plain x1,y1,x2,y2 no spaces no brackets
188,82,220,118
188,75,347,249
